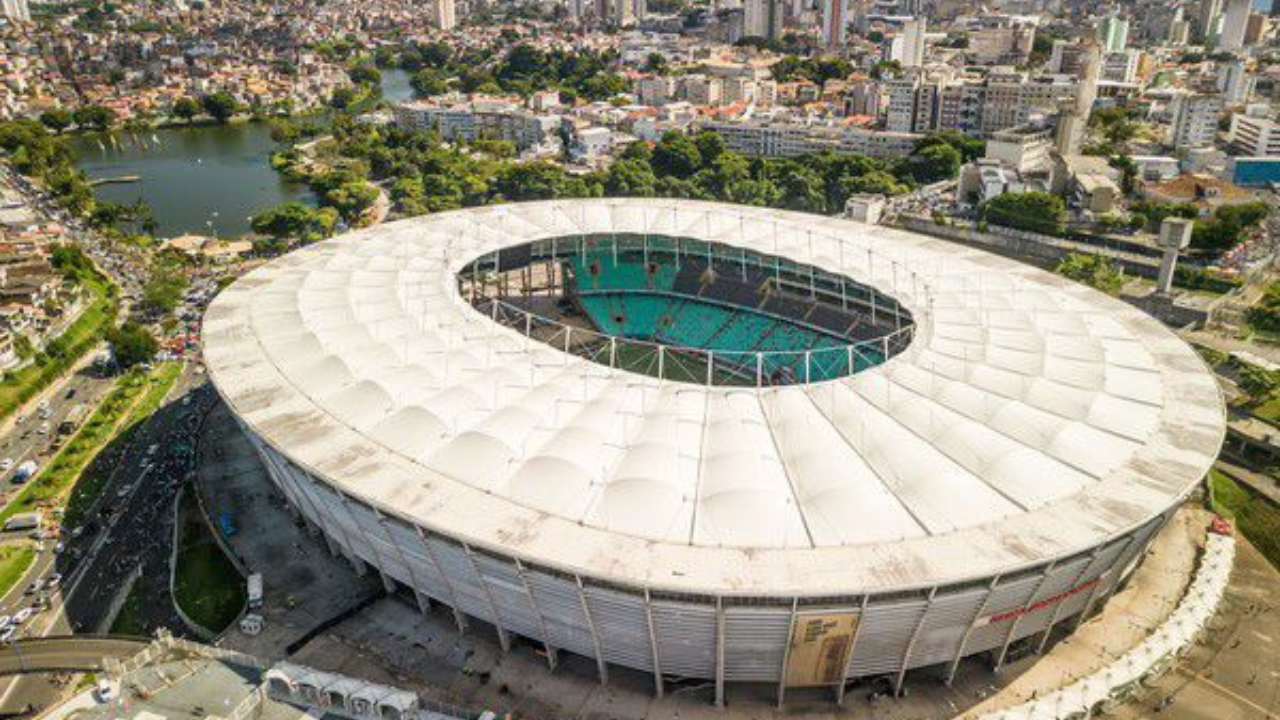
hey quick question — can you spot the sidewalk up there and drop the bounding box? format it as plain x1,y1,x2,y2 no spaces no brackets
958,507,1208,718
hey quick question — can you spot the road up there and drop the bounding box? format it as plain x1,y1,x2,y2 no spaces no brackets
0,638,144,675
0,365,210,714
0,370,113,514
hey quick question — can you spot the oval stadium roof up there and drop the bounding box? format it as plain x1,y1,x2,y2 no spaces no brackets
203,199,1225,597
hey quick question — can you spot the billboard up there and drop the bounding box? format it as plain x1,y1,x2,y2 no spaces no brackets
784,611,860,687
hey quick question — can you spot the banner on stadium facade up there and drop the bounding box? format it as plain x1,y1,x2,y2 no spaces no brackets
784,611,860,687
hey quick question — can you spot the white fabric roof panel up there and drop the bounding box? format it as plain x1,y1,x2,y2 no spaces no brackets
203,199,1225,597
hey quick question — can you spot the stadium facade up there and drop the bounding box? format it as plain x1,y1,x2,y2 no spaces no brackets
203,199,1224,705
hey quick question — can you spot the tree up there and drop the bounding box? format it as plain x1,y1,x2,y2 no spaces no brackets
349,63,382,86
72,105,117,131
983,191,1068,235
1237,363,1280,403
1054,253,1125,295
172,97,200,122
39,109,73,133
915,131,985,163
1192,201,1270,255
605,158,658,196
251,201,337,240
651,132,702,178
329,86,360,110
141,264,187,316
106,322,158,369
896,143,961,184
201,92,239,123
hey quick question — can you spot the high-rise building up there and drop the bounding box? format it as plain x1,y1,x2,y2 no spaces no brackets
1245,12,1268,43
1,0,29,22
432,0,456,29
1218,0,1251,49
1101,15,1129,51
1102,49,1141,83
1049,40,1090,75
821,0,846,47
1198,0,1224,42
1056,42,1099,155
744,0,784,39
1218,58,1253,103
901,17,926,67
1169,93,1223,150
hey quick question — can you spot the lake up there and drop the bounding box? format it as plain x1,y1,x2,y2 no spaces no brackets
69,69,419,239
69,122,314,239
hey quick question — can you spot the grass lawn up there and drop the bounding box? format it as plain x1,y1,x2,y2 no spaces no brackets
109,586,146,637
0,362,181,525
172,489,245,634
0,274,118,423
63,362,183,526
0,543,36,599
1209,468,1280,569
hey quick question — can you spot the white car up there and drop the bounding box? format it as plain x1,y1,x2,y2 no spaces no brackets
0,626,15,643
0,458,12,472
44,573,61,588
12,608,32,625
95,678,114,702
0,615,10,628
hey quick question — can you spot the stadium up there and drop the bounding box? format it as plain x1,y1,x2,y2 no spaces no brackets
202,199,1225,706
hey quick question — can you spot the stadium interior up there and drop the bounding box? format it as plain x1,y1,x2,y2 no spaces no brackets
459,234,914,386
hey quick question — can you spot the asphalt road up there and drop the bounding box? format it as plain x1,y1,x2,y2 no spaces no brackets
0,638,143,675
0,370,114,503
0,366,211,714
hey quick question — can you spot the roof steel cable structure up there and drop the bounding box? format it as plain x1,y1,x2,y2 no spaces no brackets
204,199,1224,706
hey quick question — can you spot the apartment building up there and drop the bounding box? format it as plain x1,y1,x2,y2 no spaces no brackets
700,119,923,159
1229,112,1280,156
1168,93,1223,150
392,100,561,152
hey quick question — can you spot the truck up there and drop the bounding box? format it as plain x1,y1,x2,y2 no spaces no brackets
3,513,40,533
12,460,37,484
59,404,87,436
247,572,263,611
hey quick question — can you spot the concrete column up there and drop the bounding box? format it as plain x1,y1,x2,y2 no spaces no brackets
894,587,937,696
643,589,664,698
461,543,509,653
575,575,609,685
714,597,726,708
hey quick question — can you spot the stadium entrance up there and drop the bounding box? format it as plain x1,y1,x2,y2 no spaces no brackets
459,234,914,387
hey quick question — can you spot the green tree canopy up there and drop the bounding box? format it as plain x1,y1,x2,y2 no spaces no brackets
106,322,158,369
1054,253,1125,295
201,92,239,123
983,191,1068,235
171,97,200,122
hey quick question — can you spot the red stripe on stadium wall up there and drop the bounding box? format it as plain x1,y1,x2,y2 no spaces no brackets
974,578,1102,627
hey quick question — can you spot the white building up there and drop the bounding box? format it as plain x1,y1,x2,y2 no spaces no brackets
1228,112,1280,156
900,18,926,68
392,100,560,153
1101,50,1141,84
985,124,1053,173
1169,93,1223,151
1218,0,1250,50
570,126,614,161
1,0,29,22
701,119,922,159
1217,59,1254,104
431,0,456,30
744,0,784,40
1101,15,1129,51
